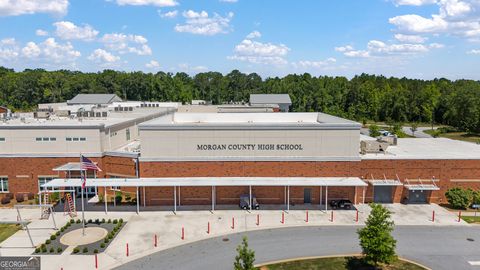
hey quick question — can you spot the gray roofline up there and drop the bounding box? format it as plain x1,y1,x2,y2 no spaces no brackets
139,123,361,131
139,156,362,162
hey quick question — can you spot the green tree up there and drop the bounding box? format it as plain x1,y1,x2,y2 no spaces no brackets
445,187,474,209
369,124,381,137
358,203,397,267
234,236,256,270
410,123,418,137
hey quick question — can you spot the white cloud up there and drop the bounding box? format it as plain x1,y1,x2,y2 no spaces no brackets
36,29,49,36
393,0,437,6
228,38,290,65
146,60,160,68
88,49,120,63
336,40,443,58
175,10,234,35
220,0,238,3
389,0,480,39
0,0,68,16
176,63,208,74
114,0,178,7
54,21,99,41
467,49,480,54
21,38,80,63
293,58,337,69
394,33,428,43
101,33,152,55
0,38,19,60
246,31,261,39
158,9,177,18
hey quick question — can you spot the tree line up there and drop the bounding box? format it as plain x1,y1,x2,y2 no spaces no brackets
1,66,480,132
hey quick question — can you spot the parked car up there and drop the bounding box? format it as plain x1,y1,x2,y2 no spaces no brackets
329,199,353,210
239,194,260,210
378,130,392,136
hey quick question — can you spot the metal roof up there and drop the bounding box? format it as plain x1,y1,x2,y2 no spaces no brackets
42,177,367,188
250,94,292,105
369,179,403,186
67,94,122,105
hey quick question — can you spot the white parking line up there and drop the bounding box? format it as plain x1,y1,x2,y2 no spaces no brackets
468,261,480,266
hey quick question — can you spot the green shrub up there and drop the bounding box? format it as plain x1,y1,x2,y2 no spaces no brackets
55,231,60,236
104,238,109,243
119,218,123,223
108,234,113,240
49,247,54,253
76,219,81,224
34,248,40,253
50,235,56,240
60,227,65,232
41,246,47,253
57,247,62,253
445,187,474,209
101,218,105,223
113,219,118,224
73,247,79,254
45,240,51,244
95,218,100,224
87,219,92,224
94,249,98,254
70,219,75,224
369,124,381,137
41,243,46,249
100,243,105,248
82,247,88,253
107,219,111,223
115,195,122,204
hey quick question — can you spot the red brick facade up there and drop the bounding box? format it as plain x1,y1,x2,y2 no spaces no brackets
2,156,480,206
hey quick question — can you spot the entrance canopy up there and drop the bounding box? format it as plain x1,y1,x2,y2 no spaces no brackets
42,176,367,188
368,174,403,186
404,178,440,191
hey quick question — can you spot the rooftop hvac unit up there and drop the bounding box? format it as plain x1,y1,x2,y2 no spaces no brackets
89,111,95,117
156,104,159,107
360,140,390,154
128,107,133,111
102,112,108,117
95,112,101,117
114,107,119,112
141,103,145,107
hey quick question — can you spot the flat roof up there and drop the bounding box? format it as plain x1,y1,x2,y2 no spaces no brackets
139,112,361,130
362,138,480,160
42,177,367,188
250,94,292,104
67,94,122,105
0,108,173,130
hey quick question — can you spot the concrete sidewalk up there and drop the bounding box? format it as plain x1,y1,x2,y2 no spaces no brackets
0,203,468,270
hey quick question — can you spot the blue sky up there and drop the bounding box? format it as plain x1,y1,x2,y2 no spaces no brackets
0,0,479,79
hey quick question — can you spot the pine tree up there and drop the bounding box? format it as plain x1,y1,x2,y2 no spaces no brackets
358,203,397,267
234,236,256,270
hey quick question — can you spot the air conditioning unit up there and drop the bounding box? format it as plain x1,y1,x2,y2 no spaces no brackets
360,140,390,154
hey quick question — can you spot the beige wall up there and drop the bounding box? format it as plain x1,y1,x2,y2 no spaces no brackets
140,129,360,160
0,128,102,154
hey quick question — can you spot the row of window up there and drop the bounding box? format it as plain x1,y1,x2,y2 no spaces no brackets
66,137,86,142
34,137,87,142
0,137,4,142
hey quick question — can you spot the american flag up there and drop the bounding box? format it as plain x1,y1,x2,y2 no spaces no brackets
80,155,101,189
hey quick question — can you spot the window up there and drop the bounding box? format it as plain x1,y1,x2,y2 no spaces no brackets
36,137,42,141
50,137,56,141
73,137,79,141
0,177,8,192
38,177,55,192
80,137,86,141
66,137,86,142
126,128,131,141
66,137,72,141
0,138,5,142
36,137,56,142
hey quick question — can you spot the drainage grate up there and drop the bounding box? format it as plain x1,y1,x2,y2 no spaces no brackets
467,238,475,242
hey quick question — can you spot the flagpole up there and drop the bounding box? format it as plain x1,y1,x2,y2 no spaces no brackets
80,154,85,236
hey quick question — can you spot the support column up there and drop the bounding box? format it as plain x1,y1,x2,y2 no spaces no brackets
287,185,290,212
178,186,181,206
319,186,322,207
104,186,108,215
354,186,357,205
362,186,366,204
325,186,328,211
249,185,252,211
173,186,177,213
136,187,140,214
211,186,215,212
143,186,146,207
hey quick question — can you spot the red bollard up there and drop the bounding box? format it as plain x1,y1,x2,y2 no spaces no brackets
306,210,309,223
356,210,359,223
207,222,210,234
432,210,435,222
331,211,334,222
126,243,129,257
281,212,285,224
95,254,98,269
458,211,462,222
154,234,157,247
232,217,235,229
256,214,260,226
181,227,184,240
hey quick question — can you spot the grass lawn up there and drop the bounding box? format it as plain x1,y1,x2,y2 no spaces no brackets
0,223,22,244
424,129,480,143
260,256,426,270
461,216,480,224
